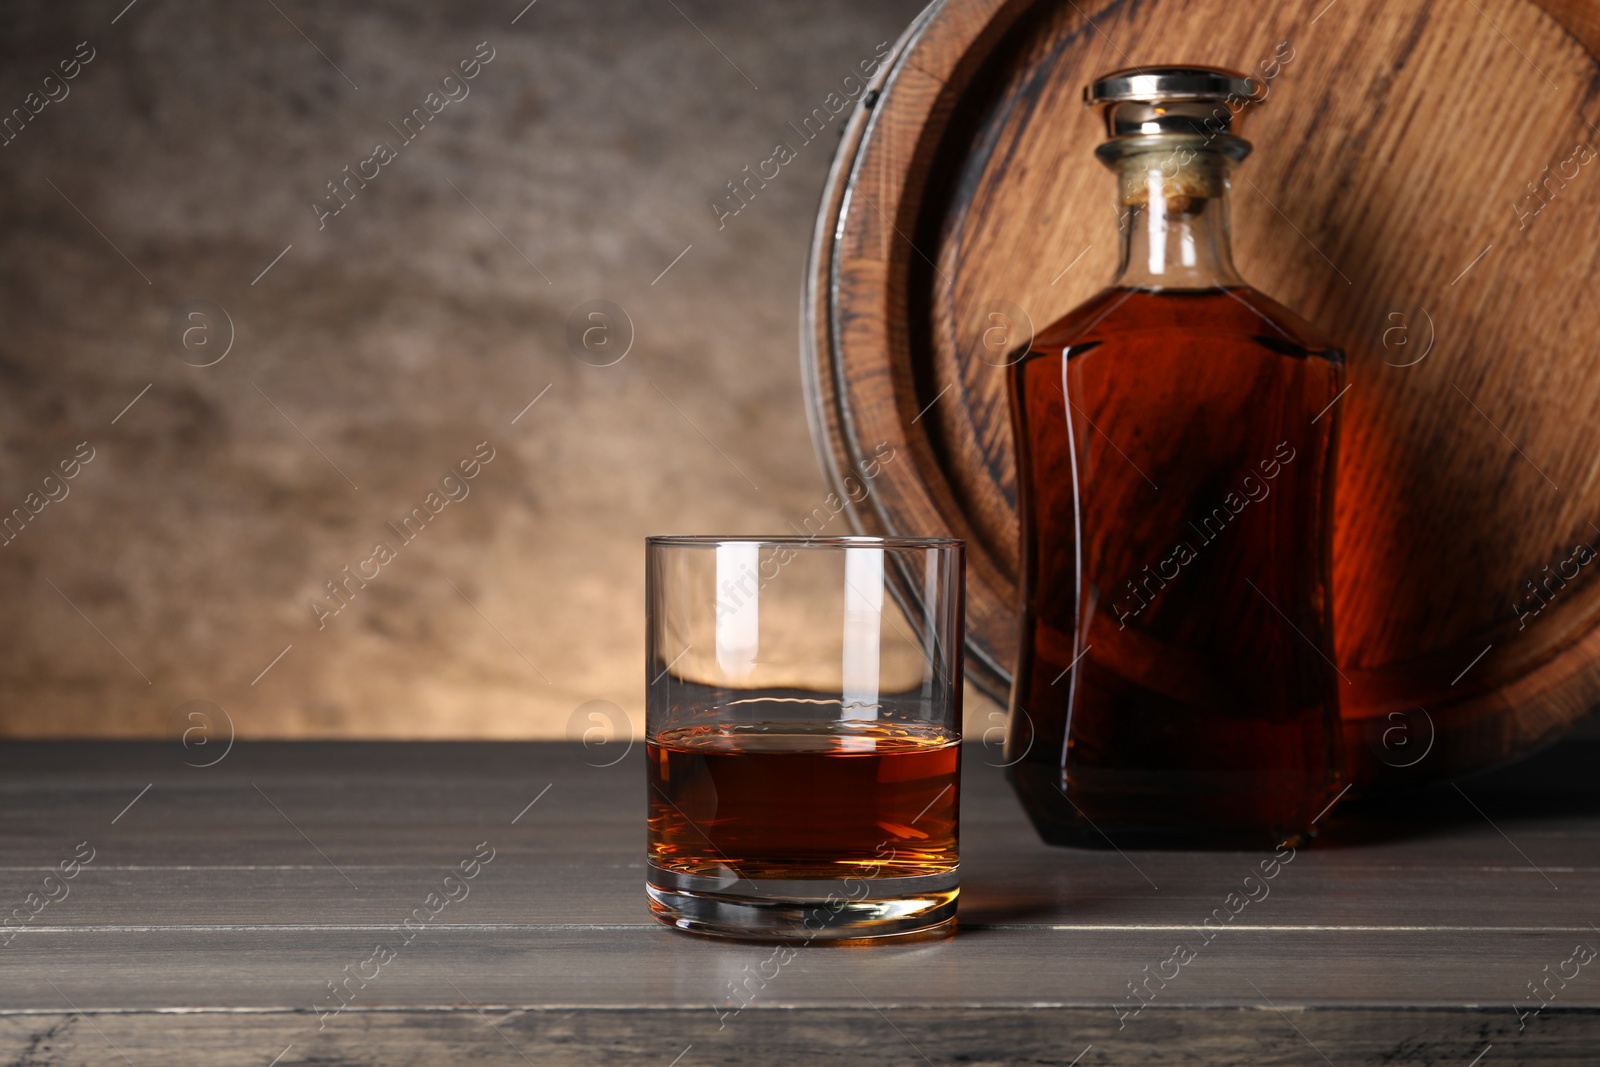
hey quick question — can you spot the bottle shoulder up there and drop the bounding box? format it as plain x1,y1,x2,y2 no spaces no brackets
1027,286,1343,364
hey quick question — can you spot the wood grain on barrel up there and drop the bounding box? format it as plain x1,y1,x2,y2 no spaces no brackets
803,0,1600,789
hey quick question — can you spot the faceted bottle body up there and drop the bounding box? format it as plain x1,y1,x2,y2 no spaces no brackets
1006,286,1345,848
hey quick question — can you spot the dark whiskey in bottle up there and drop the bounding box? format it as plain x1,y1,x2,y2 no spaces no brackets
1005,68,1346,848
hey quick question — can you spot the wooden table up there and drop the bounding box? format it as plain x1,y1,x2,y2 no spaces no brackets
2,735,1596,1065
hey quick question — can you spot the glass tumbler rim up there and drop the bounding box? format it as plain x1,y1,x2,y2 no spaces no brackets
646,534,964,549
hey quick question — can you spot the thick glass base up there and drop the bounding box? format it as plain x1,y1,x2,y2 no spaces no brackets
647,863,958,942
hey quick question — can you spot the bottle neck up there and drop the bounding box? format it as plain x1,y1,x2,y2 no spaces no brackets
1107,144,1244,290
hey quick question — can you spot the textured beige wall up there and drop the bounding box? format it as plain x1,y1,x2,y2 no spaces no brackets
0,0,1003,739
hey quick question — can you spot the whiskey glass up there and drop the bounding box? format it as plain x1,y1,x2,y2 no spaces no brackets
645,536,964,941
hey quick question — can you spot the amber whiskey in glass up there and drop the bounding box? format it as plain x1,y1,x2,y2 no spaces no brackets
648,721,959,881
1005,68,1346,848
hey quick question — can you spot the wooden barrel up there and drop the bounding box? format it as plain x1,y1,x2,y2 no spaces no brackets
802,0,1600,791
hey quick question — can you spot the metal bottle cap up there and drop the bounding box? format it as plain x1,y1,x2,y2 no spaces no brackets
1084,66,1262,143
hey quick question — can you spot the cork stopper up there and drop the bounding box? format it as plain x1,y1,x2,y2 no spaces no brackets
1110,139,1230,213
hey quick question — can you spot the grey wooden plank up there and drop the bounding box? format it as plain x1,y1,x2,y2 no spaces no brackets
1,862,1594,933
0,742,1594,871
0,742,1594,933
0,1006,1594,1067
2,743,1595,899
2,926,1597,1010
0,734,1596,1067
